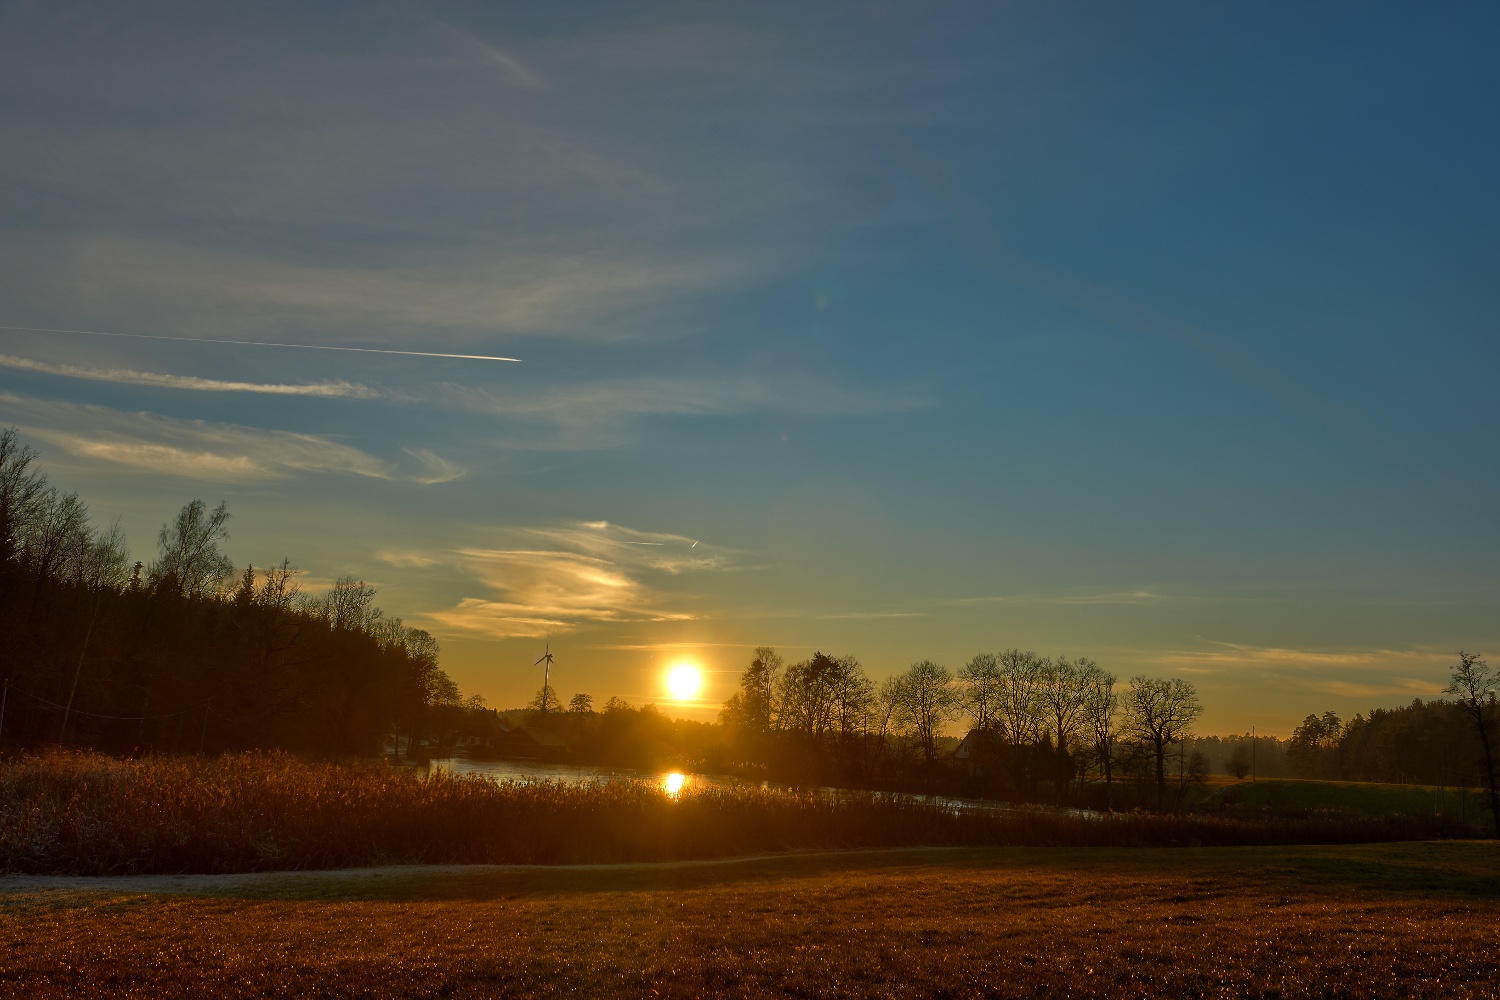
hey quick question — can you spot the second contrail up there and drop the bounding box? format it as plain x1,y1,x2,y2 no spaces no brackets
0,324,522,363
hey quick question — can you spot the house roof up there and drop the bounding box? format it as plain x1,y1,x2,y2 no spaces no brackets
955,728,1004,758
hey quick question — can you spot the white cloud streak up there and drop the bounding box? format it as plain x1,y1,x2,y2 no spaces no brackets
421,372,930,449
0,352,381,397
424,17,544,90
945,589,1164,607
36,236,752,344
424,521,733,640
1154,641,1453,700
405,448,467,485
4,393,392,482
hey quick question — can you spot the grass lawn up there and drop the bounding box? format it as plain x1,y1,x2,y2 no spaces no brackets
1208,777,1489,823
3,841,1498,998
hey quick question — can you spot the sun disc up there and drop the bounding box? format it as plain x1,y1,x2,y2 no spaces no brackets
666,662,702,701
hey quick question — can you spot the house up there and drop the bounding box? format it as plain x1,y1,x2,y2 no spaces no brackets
955,728,1006,774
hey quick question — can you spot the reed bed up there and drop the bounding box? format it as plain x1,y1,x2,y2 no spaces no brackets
0,750,1463,875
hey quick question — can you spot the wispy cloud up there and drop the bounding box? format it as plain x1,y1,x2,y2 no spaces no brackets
525,521,733,575
5,393,392,482
1159,641,1451,670
422,372,931,449
47,236,753,344
377,550,445,570
1154,641,1453,701
426,550,696,640
0,352,380,397
424,16,544,90
945,589,1164,607
404,448,467,485
424,521,733,640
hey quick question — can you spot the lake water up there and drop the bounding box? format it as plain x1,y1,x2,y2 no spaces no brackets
425,757,735,794
424,757,1100,817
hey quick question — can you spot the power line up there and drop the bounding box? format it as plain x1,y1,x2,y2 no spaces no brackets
3,683,206,721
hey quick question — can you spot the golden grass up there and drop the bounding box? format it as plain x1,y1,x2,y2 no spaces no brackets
0,750,1466,875
2,843,1497,998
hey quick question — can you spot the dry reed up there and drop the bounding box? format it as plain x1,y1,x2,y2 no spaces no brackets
0,750,1462,875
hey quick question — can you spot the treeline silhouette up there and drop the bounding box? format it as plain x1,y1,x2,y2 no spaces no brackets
1289,699,1491,788
712,647,1207,809
1287,656,1499,836
0,430,458,758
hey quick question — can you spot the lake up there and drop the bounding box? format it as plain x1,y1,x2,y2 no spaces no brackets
424,757,1099,817
424,757,732,795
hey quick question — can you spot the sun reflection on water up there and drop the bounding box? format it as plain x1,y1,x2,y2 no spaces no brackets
662,772,686,798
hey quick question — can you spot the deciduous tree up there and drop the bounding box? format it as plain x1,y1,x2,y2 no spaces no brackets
896,659,959,769
1445,650,1499,835
1125,675,1203,810
150,499,234,599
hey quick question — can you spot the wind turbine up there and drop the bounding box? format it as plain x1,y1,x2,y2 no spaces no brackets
534,641,556,717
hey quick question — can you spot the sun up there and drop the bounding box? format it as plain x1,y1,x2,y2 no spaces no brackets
665,661,703,701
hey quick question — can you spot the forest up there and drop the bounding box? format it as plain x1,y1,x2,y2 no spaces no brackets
1286,697,1494,789
0,430,459,759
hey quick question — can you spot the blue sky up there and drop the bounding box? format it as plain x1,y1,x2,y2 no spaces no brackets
2,1,1496,733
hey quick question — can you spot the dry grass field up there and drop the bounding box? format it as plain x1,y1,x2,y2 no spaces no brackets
3,841,1497,998
1,751,1461,875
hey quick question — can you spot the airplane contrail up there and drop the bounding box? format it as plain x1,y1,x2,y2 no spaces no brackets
0,324,522,363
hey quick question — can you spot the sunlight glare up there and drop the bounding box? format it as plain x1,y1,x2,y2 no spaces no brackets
665,661,703,701
663,772,686,798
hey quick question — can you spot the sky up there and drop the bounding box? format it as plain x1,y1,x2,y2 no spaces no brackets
1,1,1496,735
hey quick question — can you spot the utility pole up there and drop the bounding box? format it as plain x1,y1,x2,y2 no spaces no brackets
1251,725,1256,782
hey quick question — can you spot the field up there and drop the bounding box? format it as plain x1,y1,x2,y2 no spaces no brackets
2,841,1498,997
1209,777,1489,822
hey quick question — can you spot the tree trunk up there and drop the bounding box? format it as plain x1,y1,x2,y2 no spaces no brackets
1473,711,1500,837
1154,739,1167,811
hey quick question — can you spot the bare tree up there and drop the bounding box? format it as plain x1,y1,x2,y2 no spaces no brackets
1125,675,1203,810
19,488,91,602
897,660,960,769
0,429,48,567
743,646,783,736
780,653,840,746
1445,650,1499,835
994,649,1044,748
830,655,874,774
68,518,131,591
317,576,381,632
150,499,234,599
959,652,1002,732
873,673,909,773
1037,656,1089,798
1079,660,1120,809
568,692,594,714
